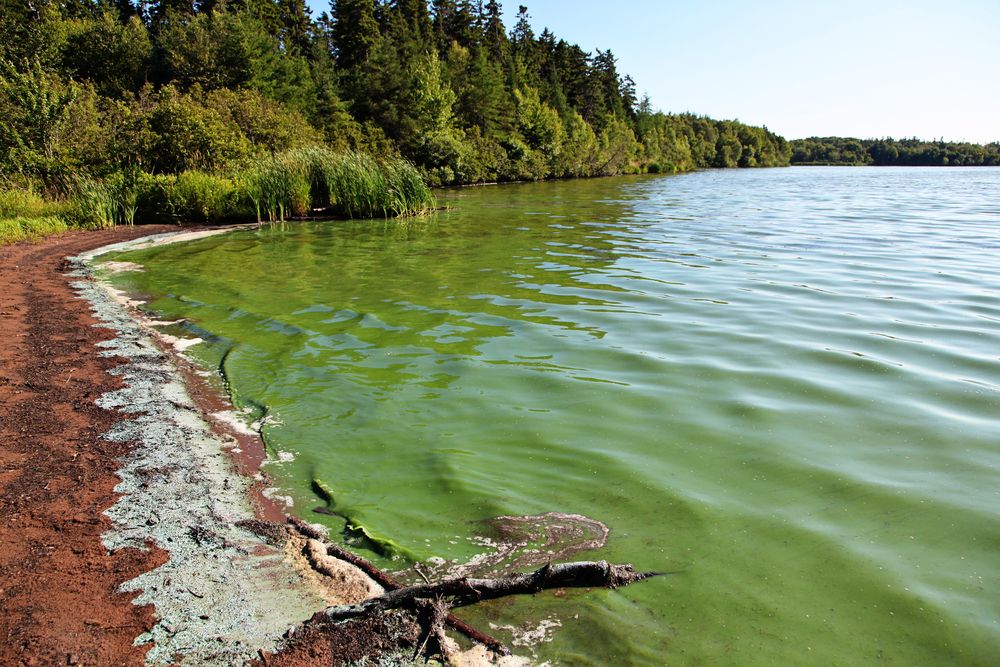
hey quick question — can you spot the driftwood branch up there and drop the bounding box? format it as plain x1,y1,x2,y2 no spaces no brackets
289,517,510,655
287,517,660,659
320,560,660,623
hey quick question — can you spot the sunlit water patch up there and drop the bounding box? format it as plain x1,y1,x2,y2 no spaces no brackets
108,167,1000,665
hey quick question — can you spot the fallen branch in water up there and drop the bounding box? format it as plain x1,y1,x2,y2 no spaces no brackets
288,516,509,655
285,517,662,662
318,559,660,622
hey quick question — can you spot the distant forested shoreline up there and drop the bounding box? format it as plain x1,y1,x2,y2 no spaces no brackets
1,1,996,240
0,0,789,188
790,137,1000,167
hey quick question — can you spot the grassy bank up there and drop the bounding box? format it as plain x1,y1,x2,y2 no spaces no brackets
0,216,69,244
0,148,434,247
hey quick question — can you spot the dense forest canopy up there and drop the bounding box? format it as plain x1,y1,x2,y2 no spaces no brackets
790,136,1000,167
0,0,792,188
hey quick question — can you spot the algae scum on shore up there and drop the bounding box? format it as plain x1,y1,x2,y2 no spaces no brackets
71,237,333,666
99,168,1000,666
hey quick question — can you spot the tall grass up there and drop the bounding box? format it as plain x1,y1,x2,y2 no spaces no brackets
71,176,117,229
0,188,50,219
0,147,433,244
240,155,294,223
107,170,140,227
0,216,68,244
240,147,434,223
35,175,138,230
0,186,75,244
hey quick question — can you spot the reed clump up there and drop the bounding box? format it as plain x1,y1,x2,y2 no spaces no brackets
241,147,434,223
0,147,433,245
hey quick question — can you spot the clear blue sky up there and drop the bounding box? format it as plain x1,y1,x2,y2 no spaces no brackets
305,0,999,143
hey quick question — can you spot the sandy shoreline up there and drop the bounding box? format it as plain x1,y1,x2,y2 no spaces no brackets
68,228,337,665
2,226,181,666
0,226,381,666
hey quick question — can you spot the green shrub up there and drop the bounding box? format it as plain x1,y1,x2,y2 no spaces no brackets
0,187,52,219
132,173,173,224
164,170,238,222
646,161,662,174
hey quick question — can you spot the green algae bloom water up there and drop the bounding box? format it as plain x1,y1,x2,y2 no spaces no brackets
108,167,1000,665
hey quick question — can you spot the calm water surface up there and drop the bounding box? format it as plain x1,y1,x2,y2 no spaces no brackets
109,167,1000,665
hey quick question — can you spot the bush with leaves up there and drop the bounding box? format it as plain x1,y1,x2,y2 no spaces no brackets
163,171,240,223
0,56,79,178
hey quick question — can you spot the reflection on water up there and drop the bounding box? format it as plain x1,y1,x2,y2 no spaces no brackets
110,167,1000,666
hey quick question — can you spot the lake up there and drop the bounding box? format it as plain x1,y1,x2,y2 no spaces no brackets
107,166,1000,665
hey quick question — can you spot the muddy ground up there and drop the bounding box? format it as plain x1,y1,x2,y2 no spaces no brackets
0,226,179,666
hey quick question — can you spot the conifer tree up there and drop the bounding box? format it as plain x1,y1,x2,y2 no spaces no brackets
481,0,506,63
508,4,536,89
432,0,476,52
387,0,432,51
332,0,380,69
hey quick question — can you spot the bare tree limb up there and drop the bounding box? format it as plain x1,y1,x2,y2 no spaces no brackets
320,560,661,623
288,516,511,655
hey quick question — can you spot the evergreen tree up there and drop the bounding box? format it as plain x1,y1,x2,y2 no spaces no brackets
583,48,623,124
450,41,508,137
147,0,197,31
432,0,476,52
387,0,432,52
276,0,313,52
620,73,636,120
480,0,506,63
551,38,588,112
331,0,380,69
507,4,537,89
0,0,35,22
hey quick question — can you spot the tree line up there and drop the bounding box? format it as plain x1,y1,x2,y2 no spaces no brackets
0,0,791,194
790,137,1000,167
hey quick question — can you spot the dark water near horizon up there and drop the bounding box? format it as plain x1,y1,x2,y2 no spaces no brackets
108,167,1000,665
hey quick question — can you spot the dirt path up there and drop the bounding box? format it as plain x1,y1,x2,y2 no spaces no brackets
0,226,187,667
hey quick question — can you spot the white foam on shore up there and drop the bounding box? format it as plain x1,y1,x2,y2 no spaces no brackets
210,409,260,437
100,261,146,274
163,334,204,351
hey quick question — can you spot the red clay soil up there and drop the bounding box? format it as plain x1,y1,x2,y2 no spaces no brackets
0,226,182,667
